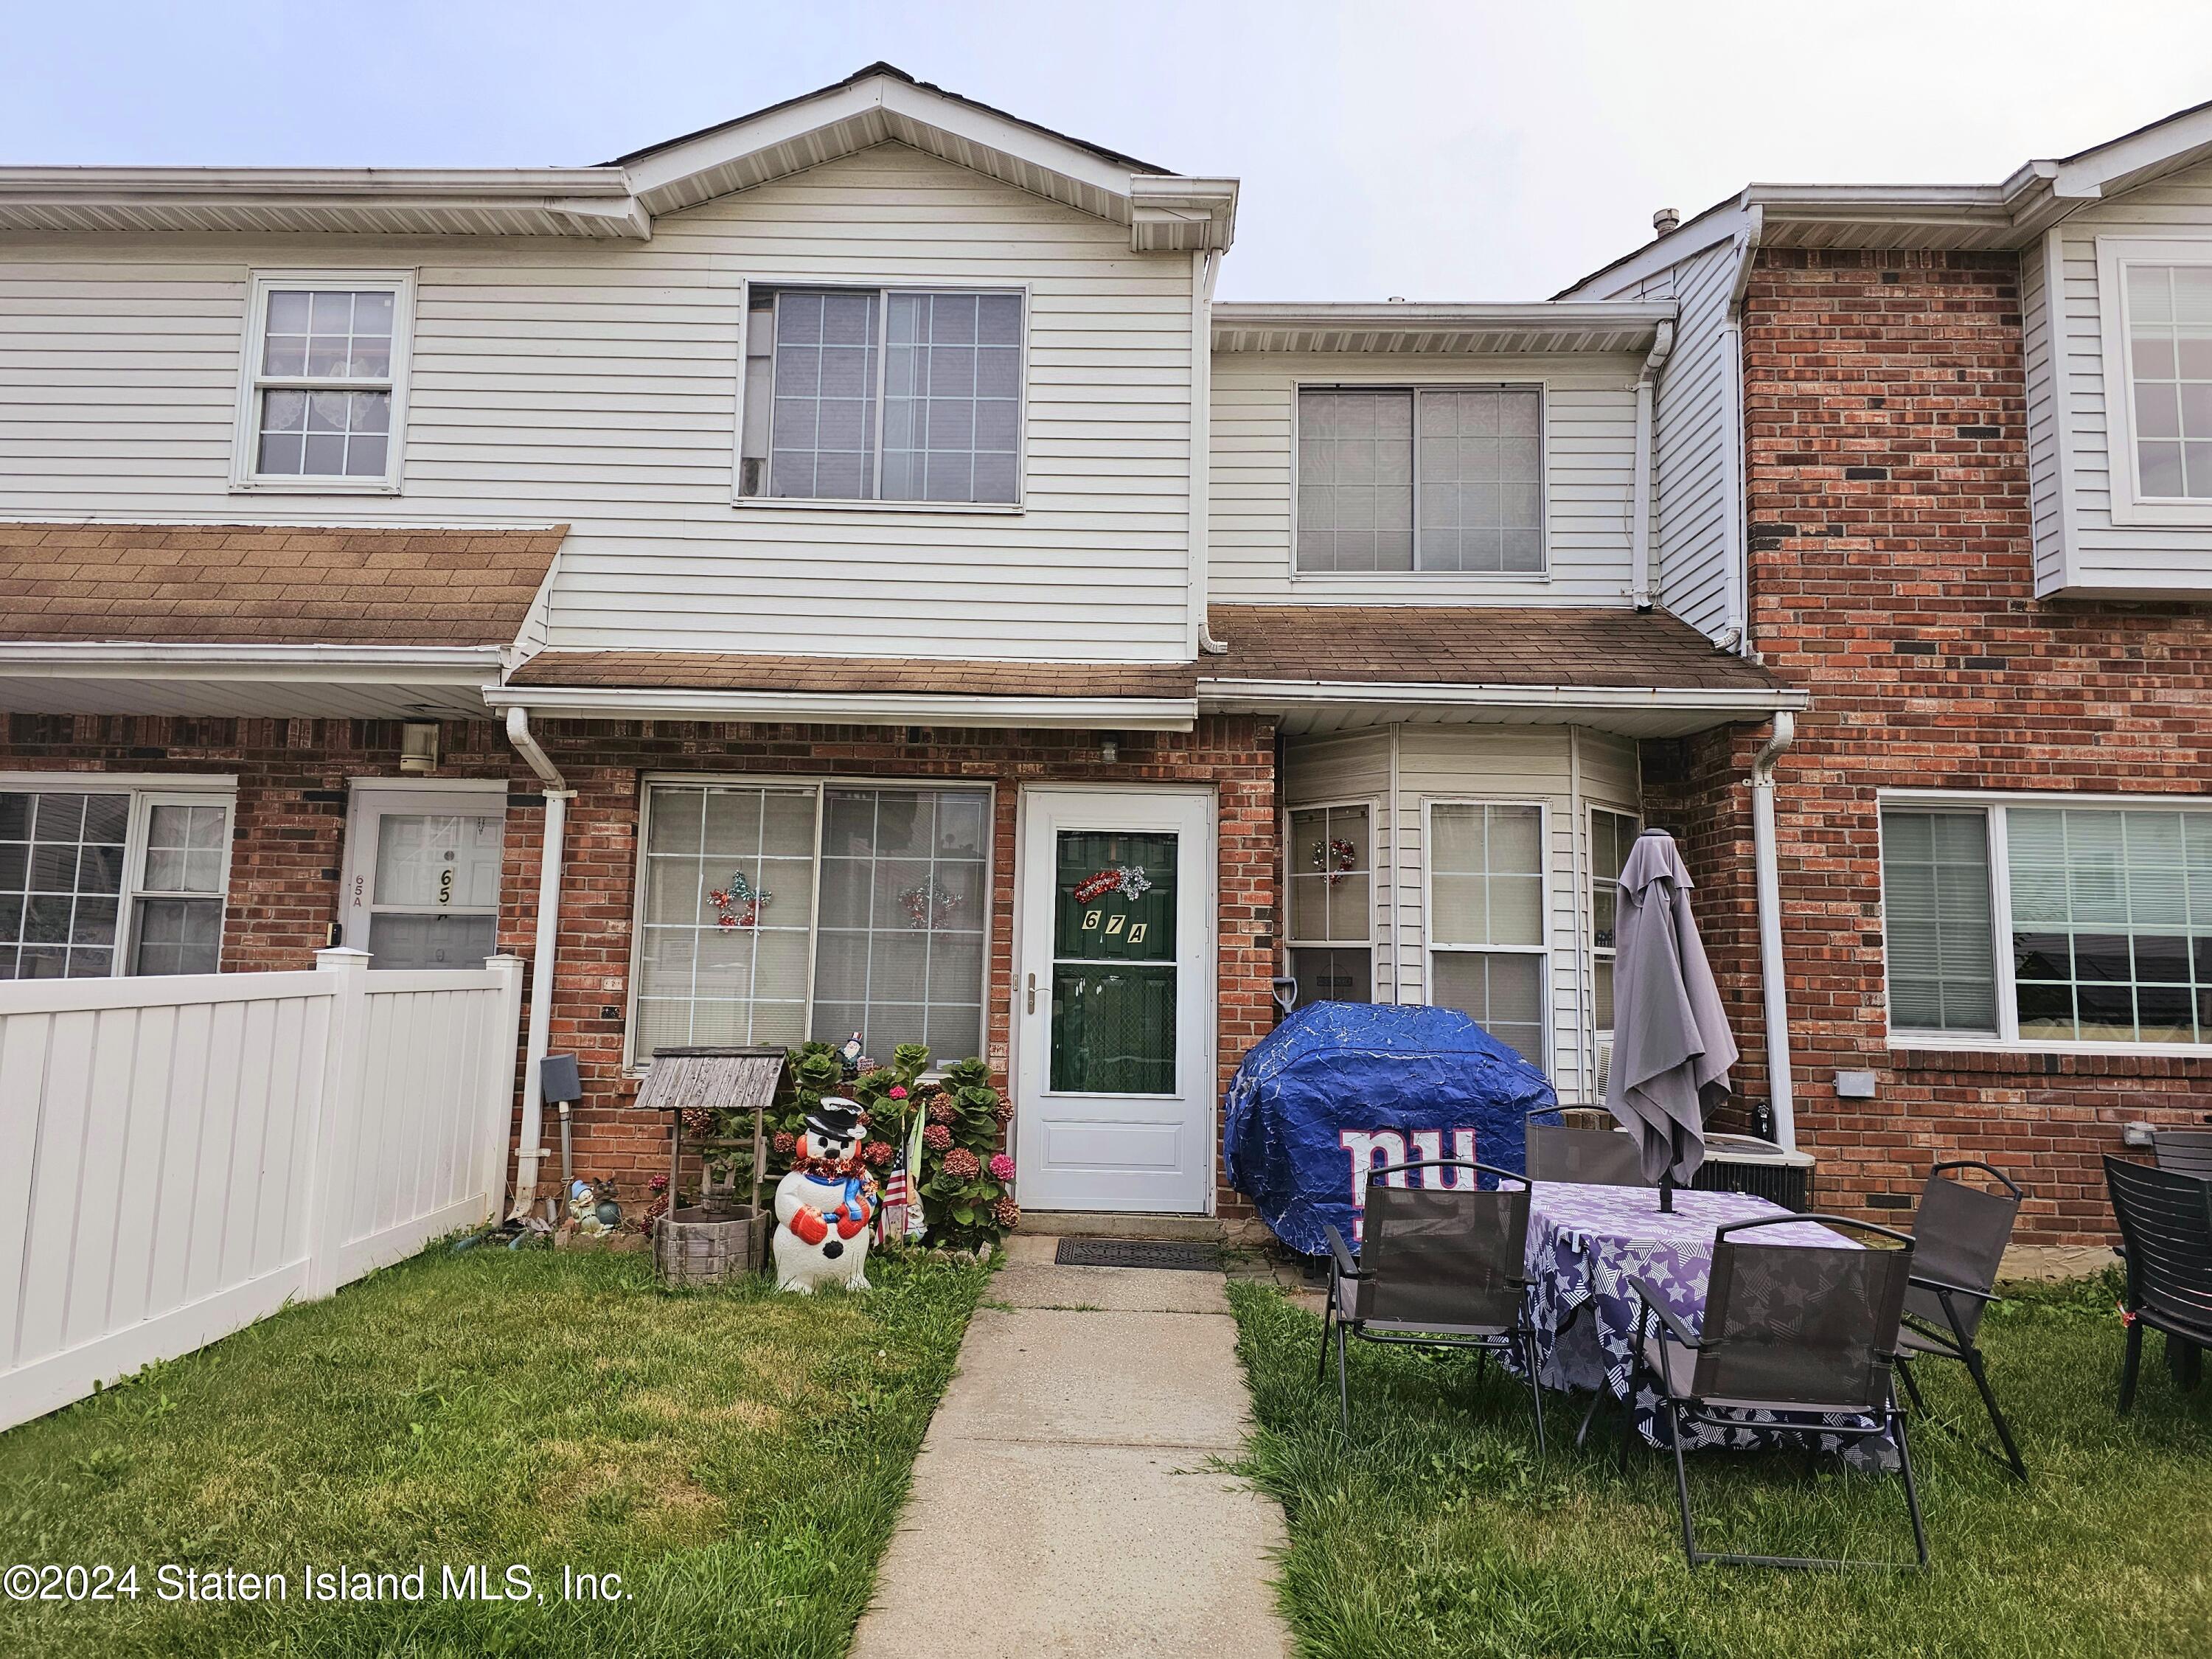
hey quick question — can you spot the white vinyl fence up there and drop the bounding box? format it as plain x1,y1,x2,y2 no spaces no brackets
0,947,524,1433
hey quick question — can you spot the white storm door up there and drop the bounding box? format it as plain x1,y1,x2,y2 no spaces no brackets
1016,786,1213,1214
341,785,506,970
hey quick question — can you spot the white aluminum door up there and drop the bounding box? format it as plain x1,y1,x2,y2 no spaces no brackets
1015,786,1213,1214
341,784,507,970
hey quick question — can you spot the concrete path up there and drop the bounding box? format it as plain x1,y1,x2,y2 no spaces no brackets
849,1234,1293,1659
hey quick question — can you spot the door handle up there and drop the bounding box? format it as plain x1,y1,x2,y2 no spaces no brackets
1026,972,1037,1014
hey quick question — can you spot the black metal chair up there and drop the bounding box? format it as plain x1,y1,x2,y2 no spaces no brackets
2104,1155,2212,1411
1627,1214,1927,1570
1319,1159,1544,1454
1893,1160,2028,1480
1527,1122,1649,1186
2154,1127,2212,1180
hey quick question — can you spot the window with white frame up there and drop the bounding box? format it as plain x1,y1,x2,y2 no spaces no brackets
1427,801,1546,1067
1285,802,1374,1006
1880,797,2212,1048
2096,240,2212,524
1589,807,1641,1036
632,780,990,1065
0,782,234,978
737,287,1023,505
1295,386,1544,574
234,271,411,490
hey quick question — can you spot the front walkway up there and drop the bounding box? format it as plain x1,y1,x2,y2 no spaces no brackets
849,1234,1292,1659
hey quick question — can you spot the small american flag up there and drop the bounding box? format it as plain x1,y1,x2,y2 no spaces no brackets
878,1159,911,1243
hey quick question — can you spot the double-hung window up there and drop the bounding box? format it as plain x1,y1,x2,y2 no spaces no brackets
1427,801,1547,1067
1285,802,1374,1006
1295,386,1544,574
737,287,1024,505
234,271,412,491
1881,796,2212,1049
0,780,235,978
632,780,991,1067
2096,240,2212,524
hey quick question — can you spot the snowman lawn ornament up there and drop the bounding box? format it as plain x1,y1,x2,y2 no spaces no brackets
772,1096,879,1293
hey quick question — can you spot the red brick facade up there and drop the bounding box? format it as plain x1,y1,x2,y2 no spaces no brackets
1683,246,2212,1245
0,712,1279,1220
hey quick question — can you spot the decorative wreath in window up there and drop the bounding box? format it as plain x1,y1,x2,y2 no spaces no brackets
1071,866,1152,904
706,871,771,929
897,875,963,931
1312,837,1358,887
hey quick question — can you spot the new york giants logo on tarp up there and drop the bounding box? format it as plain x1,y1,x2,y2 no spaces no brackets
1339,1129,1484,1243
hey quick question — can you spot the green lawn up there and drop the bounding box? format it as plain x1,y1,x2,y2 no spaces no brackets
1228,1275,2212,1659
0,1243,989,1658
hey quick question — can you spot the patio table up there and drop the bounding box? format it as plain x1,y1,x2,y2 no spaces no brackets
1522,1181,1896,1464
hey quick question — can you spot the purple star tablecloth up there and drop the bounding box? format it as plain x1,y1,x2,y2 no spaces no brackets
1522,1182,1896,1465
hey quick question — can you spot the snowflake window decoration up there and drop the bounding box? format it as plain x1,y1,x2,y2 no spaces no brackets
1071,865,1152,905
706,870,771,929
1312,838,1358,888
897,875,962,931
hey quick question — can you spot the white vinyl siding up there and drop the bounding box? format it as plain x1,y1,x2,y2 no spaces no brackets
1281,725,1640,1100
0,144,1195,663
1209,353,1641,604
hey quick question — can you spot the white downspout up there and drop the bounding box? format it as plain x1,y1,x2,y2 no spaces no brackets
504,703,572,1217
1749,709,1796,1151
1630,319,1674,612
1191,248,1228,655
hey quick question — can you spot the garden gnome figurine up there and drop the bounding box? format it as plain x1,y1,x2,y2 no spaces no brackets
772,1096,878,1293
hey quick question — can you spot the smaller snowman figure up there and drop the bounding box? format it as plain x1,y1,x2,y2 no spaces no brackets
771,1096,878,1293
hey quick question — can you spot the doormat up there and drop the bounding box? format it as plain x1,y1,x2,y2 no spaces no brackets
1054,1238,1221,1271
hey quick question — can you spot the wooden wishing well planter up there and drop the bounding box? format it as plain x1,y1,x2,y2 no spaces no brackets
636,1045,785,1286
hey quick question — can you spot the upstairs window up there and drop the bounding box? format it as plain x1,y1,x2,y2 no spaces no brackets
1295,386,1544,574
738,288,1024,506
2122,263,2212,500
234,271,412,492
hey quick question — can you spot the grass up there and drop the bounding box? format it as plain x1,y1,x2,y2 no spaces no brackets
1228,1273,2212,1659
0,1241,989,1658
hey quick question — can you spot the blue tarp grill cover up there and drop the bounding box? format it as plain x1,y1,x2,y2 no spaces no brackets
1222,1001,1558,1256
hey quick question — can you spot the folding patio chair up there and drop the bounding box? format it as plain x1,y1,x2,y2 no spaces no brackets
2103,1155,2212,1411
1319,1159,1545,1455
1526,1121,1648,1186
1893,1160,2028,1480
2153,1127,2212,1180
1627,1214,1927,1570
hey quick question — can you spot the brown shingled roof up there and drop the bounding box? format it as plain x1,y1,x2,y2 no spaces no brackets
0,521,565,648
1205,605,1784,693
507,650,1197,699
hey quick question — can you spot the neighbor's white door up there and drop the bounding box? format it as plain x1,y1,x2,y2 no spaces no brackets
341,784,507,970
1016,786,1213,1214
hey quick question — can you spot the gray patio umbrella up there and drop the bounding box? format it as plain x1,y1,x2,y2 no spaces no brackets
1604,828,1738,1208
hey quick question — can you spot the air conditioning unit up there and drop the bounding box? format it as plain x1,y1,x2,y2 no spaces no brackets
1690,1133,1816,1212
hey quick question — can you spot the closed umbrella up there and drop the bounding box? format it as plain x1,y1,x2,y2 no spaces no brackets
1604,828,1738,1210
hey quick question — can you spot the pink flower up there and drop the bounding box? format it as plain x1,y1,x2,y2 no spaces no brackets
888,1085,908,1100
988,1153,1015,1183
922,1123,953,1153
942,1147,981,1180
649,1172,669,1192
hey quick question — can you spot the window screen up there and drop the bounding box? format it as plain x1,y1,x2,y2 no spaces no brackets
882,291,1022,504
252,287,397,479
2124,264,2212,499
1880,809,1997,1033
1590,808,1641,1032
768,290,881,502
0,792,128,979
1428,802,1546,1066
133,801,228,975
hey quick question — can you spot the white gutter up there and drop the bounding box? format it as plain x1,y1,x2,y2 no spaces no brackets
482,682,1198,731
1749,710,1798,1152
1199,678,1807,717
1718,206,1764,653
0,642,501,672
503,706,572,1220
1192,249,1228,655
1630,320,1674,611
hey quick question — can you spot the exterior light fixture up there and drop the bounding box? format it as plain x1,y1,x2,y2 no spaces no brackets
400,721,441,774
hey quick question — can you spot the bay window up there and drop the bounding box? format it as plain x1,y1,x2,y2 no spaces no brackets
0,780,234,978
1286,801,1374,1006
1427,801,1547,1068
632,780,991,1066
737,286,1024,505
1881,795,2212,1048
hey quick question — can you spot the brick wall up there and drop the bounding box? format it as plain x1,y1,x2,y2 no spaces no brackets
2,712,1279,1220
1720,246,2212,1243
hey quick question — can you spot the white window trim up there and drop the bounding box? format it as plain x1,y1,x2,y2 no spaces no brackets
2093,236,2212,528
1421,796,1553,1078
625,773,997,1073
1879,786,2212,1059
230,268,415,495
1288,377,1553,585
728,277,1031,513
0,773,237,978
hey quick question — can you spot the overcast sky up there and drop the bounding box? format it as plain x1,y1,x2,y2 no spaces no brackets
11,1,2212,299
